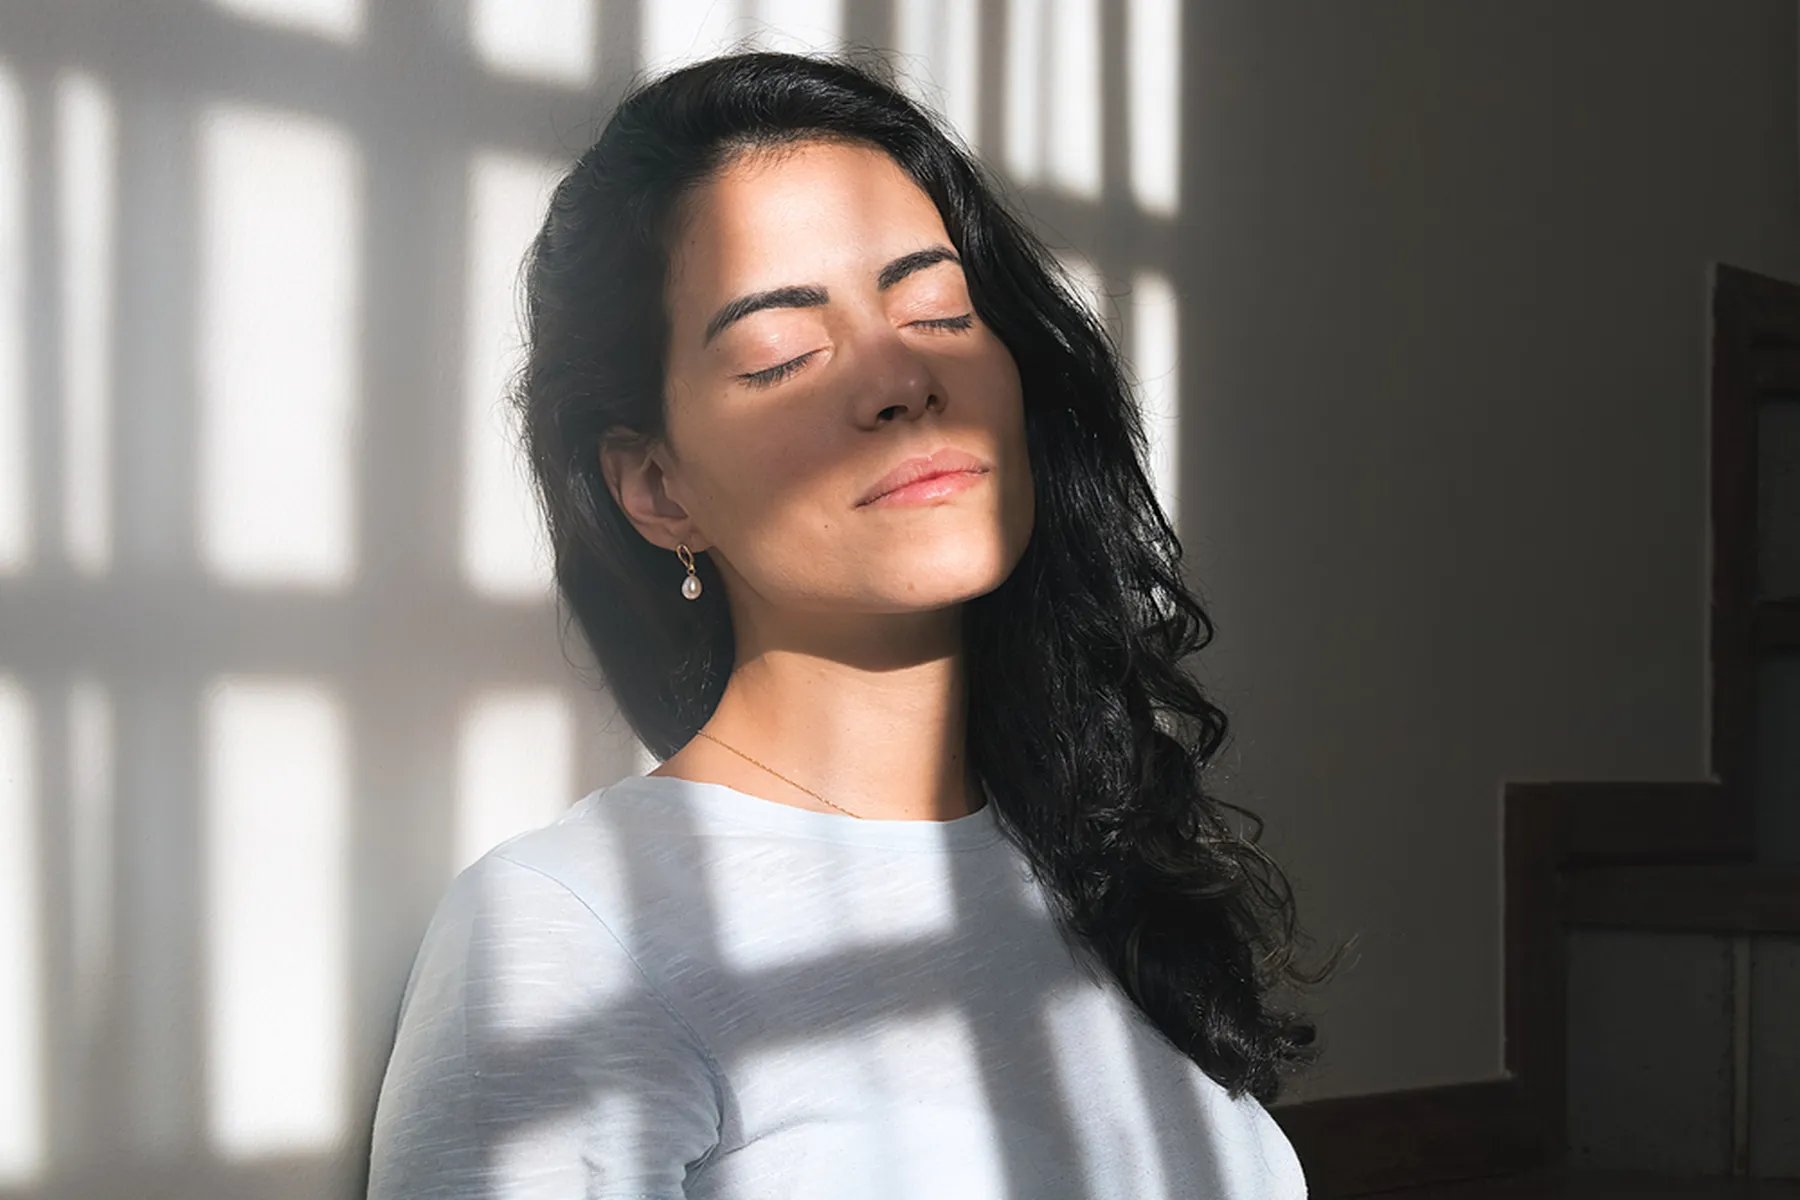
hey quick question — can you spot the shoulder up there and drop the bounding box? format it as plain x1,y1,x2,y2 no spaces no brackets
395,785,662,1002
452,781,661,929
392,782,718,1044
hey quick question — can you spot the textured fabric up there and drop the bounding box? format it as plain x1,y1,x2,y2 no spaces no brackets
367,773,1309,1199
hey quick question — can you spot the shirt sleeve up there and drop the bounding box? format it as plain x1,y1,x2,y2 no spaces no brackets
367,850,724,1199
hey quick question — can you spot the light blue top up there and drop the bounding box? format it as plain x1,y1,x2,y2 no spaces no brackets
367,773,1308,1199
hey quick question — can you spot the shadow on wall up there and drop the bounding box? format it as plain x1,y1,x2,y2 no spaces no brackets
0,0,1191,1195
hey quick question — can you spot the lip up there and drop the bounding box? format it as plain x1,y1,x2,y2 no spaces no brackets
856,448,992,507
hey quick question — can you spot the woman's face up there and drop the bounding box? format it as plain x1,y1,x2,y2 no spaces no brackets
608,138,1034,627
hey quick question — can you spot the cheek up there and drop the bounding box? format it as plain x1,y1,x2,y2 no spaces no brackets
970,345,1029,458
979,350,1034,540
698,441,801,523
673,402,839,538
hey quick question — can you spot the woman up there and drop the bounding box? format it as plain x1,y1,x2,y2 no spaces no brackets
368,49,1343,1199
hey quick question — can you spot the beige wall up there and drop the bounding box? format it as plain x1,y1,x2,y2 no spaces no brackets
1172,1,1800,1102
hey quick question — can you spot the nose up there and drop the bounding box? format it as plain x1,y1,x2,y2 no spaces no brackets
852,324,944,427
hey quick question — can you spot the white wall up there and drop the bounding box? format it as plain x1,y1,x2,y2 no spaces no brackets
0,1,1796,1196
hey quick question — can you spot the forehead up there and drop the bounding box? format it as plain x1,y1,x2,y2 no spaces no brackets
665,140,950,304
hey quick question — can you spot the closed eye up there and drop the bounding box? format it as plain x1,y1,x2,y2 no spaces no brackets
735,315,973,389
738,350,820,389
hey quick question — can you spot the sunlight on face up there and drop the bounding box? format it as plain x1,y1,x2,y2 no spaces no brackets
657,140,1034,617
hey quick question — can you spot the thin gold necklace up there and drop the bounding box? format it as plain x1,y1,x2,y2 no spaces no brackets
692,728,864,819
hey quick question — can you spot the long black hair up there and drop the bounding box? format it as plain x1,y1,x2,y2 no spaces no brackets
513,49,1347,1105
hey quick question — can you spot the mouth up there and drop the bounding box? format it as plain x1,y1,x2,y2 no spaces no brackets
857,448,992,507
861,468,988,507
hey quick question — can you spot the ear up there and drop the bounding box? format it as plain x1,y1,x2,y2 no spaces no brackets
598,434,709,553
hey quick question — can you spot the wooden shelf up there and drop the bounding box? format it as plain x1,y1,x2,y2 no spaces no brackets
1755,598,1800,655
1560,863,1800,934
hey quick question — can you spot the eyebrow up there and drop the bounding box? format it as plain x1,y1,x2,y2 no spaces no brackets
701,245,962,347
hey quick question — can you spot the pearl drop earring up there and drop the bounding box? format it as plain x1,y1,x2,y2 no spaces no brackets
676,543,702,600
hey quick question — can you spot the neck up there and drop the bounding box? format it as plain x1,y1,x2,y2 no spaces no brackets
663,608,978,822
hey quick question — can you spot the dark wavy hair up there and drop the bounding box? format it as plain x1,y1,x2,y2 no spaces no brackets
513,49,1347,1105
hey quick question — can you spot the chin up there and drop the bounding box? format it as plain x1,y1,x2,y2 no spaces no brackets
872,534,1020,610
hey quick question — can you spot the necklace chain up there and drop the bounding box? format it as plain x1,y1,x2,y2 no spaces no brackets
691,728,863,819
